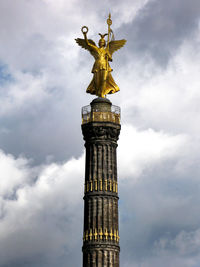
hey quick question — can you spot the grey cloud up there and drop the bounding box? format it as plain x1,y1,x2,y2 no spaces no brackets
0,98,84,164
122,0,200,66
119,156,200,266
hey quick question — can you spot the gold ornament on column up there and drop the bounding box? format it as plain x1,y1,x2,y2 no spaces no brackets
75,13,126,98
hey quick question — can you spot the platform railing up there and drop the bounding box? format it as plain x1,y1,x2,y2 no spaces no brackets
82,105,120,124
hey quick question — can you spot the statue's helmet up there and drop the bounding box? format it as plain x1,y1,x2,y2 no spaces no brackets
98,33,108,47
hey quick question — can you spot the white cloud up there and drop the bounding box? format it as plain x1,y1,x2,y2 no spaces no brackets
119,27,200,137
0,150,84,266
0,71,50,116
0,150,32,197
118,124,187,179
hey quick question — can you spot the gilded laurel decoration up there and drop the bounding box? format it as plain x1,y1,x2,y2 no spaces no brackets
75,13,126,98
85,179,118,193
83,228,120,242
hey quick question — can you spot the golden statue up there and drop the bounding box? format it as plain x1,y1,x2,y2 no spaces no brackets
75,14,126,98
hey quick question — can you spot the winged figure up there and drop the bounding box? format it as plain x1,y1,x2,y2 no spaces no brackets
75,22,126,98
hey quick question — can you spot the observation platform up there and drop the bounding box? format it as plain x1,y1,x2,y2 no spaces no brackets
82,97,120,124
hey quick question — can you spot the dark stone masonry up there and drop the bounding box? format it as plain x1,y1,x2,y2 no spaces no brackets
81,97,121,267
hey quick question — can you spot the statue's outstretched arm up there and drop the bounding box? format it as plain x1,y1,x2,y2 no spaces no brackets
82,26,97,52
75,39,97,58
83,31,89,45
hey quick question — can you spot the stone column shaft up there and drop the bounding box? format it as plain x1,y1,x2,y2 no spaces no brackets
82,98,121,267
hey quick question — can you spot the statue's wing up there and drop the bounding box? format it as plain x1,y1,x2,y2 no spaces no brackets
108,39,126,55
75,38,97,57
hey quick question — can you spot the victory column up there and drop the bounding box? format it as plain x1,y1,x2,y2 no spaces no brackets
76,14,126,267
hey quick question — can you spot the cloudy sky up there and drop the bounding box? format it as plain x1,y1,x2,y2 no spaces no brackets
1,0,200,266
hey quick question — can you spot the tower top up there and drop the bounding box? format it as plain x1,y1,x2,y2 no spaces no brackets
91,97,111,105
82,97,120,125
91,97,112,112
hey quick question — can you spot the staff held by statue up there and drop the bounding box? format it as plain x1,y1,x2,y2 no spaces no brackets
106,13,112,71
